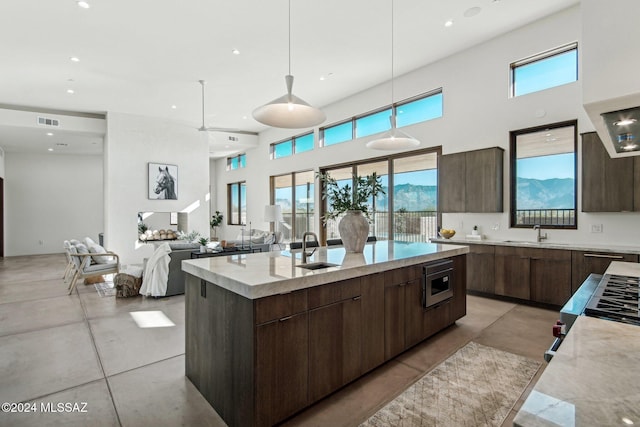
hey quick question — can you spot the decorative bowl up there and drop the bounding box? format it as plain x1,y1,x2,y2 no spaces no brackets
438,230,456,239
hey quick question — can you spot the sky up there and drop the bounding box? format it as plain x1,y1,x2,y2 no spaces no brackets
517,153,575,180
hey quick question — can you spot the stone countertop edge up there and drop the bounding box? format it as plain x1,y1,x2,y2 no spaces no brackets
181,242,469,300
513,315,640,427
429,237,640,254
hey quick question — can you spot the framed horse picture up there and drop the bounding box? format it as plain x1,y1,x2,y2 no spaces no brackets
148,163,178,200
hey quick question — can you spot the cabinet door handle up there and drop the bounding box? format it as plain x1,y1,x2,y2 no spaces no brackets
584,253,624,259
399,283,406,287
279,316,292,322
352,296,362,301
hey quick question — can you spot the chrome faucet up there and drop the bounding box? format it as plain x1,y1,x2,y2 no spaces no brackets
533,225,548,243
301,232,318,264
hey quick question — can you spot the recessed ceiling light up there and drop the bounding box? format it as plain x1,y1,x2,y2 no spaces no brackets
66,89,75,94
623,143,638,151
48,148,54,152
232,49,240,55
319,76,326,81
70,56,80,62
47,132,53,136
444,20,454,27
614,118,637,126
242,115,248,120
77,1,90,9
171,105,177,109
463,7,482,18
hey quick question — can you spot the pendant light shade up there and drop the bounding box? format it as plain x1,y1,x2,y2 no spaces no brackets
366,116,420,149
253,75,326,129
252,0,325,129
367,0,420,150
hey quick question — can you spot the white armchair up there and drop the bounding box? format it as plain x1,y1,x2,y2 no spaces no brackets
67,246,120,295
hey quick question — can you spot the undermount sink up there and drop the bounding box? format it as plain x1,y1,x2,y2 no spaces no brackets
297,262,338,270
503,240,540,245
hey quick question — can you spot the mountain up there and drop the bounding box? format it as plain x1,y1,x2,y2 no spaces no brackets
516,177,575,209
378,184,438,211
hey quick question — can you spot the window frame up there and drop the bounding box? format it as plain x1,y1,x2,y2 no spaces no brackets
509,119,578,230
227,180,246,225
270,132,315,159
226,153,246,171
510,42,578,98
270,170,315,242
320,89,443,147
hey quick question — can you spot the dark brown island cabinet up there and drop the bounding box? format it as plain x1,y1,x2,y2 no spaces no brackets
185,255,466,427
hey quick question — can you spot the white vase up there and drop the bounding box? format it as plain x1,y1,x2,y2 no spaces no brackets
338,210,369,253
200,246,207,253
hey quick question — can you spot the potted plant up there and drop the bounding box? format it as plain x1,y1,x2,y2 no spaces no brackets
472,225,479,236
198,237,209,253
316,171,385,253
210,211,223,241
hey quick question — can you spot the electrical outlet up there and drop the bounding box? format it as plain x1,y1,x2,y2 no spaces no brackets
591,224,603,233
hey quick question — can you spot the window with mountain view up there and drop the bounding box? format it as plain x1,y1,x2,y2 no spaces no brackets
272,171,315,242
510,121,577,229
319,149,440,242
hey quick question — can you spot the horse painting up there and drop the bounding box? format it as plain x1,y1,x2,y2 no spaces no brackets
153,166,177,200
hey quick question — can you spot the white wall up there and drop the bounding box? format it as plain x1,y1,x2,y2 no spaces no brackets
105,113,210,265
213,5,640,248
4,152,103,256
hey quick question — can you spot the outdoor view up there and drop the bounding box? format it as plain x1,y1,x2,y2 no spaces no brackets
513,124,576,227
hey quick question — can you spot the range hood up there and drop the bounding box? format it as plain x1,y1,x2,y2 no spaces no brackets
583,93,640,158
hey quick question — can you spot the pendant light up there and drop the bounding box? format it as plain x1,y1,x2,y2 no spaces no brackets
366,0,420,150
252,0,326,129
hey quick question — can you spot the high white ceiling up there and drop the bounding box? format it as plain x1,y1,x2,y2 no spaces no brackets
0,0,578,156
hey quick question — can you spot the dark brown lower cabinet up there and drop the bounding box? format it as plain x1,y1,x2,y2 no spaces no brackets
571,251,639,293
256,313,308,427
384,282,406,360
361,272,385,373
404,279,425,348
495,246,531,300
466,244,495,294
530,250,571,306
309,296,362,402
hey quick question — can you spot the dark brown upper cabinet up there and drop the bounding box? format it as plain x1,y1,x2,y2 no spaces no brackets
439,147,504,213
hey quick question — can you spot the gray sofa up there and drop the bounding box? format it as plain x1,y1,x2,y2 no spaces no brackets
165,242,200,296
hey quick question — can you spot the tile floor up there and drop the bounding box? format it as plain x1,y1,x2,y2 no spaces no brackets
0,253,558,427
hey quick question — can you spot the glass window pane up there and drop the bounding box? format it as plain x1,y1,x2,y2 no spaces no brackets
397,93,443,128
357,161,389,240
513,49,577,97
294,171,315,239
230,157,239,169
355,109,391,138
240,183,247,224
240,154,246,168
512,124,576,227
274,174,293,241
393,153,438,241
323,122,353,146
230,183,239,224
273,140,293,158
295,133,314,153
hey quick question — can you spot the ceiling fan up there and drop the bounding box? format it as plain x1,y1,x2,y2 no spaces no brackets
197,80,257,135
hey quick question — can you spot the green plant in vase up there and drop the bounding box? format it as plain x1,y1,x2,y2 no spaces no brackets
210,211,223,241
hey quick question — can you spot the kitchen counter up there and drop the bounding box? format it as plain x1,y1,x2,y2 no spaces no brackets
430,237,640,254
513,315,640,426
182,240,469,299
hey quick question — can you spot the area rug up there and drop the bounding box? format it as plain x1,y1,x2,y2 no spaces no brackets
360,341,541,427
94,281,116,297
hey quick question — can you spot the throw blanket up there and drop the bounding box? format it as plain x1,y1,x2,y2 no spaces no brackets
140,243,171,297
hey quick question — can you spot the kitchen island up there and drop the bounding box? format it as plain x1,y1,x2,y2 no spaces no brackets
182,240,468,427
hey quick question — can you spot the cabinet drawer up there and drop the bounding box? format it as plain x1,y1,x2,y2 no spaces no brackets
308,277,361,309
384,265,422,287
255,289,308,325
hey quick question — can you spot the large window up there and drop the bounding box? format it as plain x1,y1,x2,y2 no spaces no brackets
510,120,577,228
320,90,443,147
226,153,246,170
272,171,315,242
320,149,440,243
227,181,246,225
511,43,578,97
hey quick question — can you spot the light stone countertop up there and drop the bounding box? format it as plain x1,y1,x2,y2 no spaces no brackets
513,315,640,427
182,240,469,299
605,260,640,277
430,237,640,254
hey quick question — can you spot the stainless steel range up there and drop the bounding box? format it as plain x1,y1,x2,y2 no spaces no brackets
584,274,640,326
